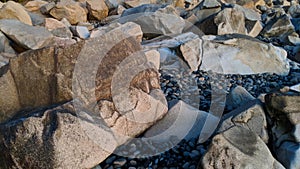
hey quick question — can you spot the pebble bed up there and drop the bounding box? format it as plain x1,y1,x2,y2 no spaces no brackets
96,60,300,169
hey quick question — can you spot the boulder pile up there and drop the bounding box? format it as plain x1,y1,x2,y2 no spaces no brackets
0,0,299,168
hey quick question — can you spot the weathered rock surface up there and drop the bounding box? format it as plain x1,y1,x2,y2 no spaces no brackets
214,7,247,35
0,22,160,124
91,22,143,42
49,1,87,24
0,19,54,51
262,14,295,38
180,37,203,71
0,1,32,25
219,100,269,143
0,101,112,169
266,92,300,169
120,4,185,36
200,126,285,169
0,67,20,123
200,34,290,75
86,0,109,20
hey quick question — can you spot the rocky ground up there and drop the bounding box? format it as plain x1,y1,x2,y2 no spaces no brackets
0,0,300,169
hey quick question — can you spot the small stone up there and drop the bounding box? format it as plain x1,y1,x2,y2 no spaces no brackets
203,0,221,8
105,156,117,164
70,26,90,39
113,158,127,167
182,162,190,169
40,2,55,15
189,150,200,159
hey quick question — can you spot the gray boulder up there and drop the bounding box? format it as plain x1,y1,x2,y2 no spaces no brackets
200,34,290,75
0,19,54,50
120,4,185,36
200,126,285,169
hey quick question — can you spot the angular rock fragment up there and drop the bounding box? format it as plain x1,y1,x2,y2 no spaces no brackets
86,0,109,20
0,19,54,51
226,86,255,110
180,37,203,71
50,1,87,24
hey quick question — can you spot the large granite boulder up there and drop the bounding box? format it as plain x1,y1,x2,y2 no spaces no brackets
200,34,290,75
0,20,163,124
200,126,285,169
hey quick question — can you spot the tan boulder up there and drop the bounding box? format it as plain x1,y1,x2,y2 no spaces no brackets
24,0,48,12
0,1,32,25
86,0,109,20
44,18,67,31
50,1,87,24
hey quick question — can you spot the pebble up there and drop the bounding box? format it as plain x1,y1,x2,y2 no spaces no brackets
113,158,127,167
105,156,116,165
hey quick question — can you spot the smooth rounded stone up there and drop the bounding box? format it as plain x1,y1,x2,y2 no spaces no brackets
0,1,32,25
189,150,200,159
129,167,136,169
113,158,127,167
105,156,117,164
130,160,138,166
182,162,190,169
